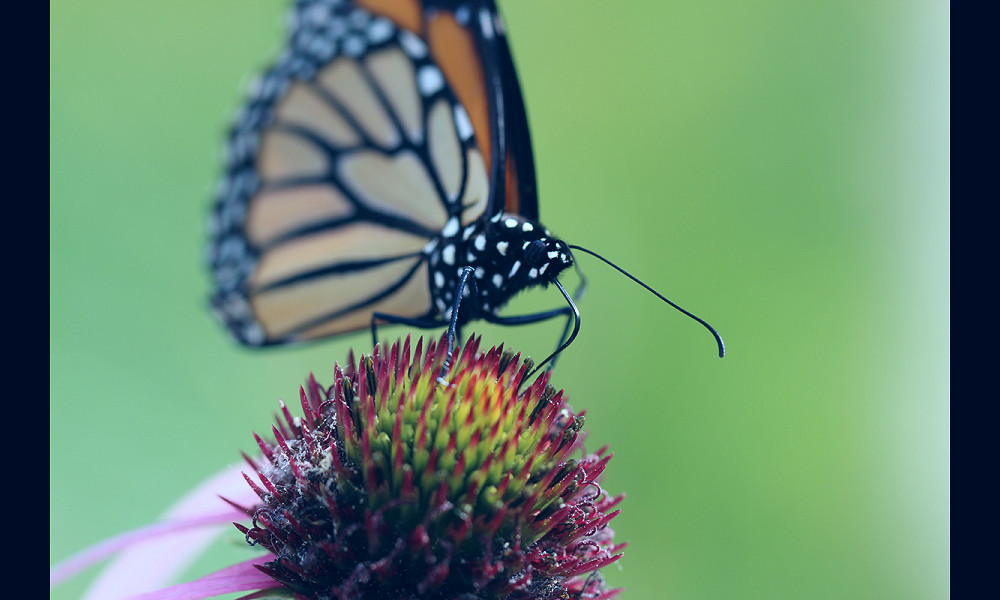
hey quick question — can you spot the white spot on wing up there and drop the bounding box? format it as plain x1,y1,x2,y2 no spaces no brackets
504,217,518,228
479,8,495,39
492,274,503,287
224,295,251,320
349,8,369,28
399,31,427,58
509,261,520,277
434,272,445,288
493,12,506,35
243,323,265,346
442,217,460,237
496,241,508,255
418,65,445,96
442,244,456,265
329,17,348,37
309,38,336,61
366,18,394,44
343,35,365,57
303,4,331,27
474,235,486,251
453,106,473,141
528,268,538,279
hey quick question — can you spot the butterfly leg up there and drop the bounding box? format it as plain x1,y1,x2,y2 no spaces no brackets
513,269,588,371
484,278,581,379
484,305,572,372
372,267,480,383
572,570,604,599
552,272,587,362
439,266,480,378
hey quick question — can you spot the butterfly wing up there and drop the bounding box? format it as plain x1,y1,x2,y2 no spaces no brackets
209,1,495,346
495,13,539,221
362,0,538,219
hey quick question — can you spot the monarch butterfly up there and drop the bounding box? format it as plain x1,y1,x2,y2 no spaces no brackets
208,0,724,366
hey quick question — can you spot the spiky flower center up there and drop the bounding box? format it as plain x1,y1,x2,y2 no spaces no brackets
238,336,624,600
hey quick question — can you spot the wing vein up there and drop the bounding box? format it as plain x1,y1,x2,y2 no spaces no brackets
304,78,380,150
269,257,429,342
259,124,441,240
358,54,456,218
251,252,424,293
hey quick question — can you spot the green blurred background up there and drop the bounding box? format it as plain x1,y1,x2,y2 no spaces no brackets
51,1,949,598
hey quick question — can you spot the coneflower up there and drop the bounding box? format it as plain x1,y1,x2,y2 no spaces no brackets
51,335,625,599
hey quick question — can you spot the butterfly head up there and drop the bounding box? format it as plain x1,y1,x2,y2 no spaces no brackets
476,215,573,302
517,232,574,283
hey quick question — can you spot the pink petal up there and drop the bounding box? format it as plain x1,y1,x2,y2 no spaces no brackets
129,556,277,600
49,510,244,587
50,462,260,599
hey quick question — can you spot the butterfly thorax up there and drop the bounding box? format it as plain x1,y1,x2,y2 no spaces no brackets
427,214,573,323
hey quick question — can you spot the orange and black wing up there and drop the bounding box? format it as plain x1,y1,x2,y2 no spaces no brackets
208,0,536,346
360,0,538,218
209,1,486,345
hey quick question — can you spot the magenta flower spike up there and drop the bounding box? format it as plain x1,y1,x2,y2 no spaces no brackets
52,335,625,599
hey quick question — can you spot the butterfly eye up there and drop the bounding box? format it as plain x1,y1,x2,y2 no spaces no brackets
520,239,543,262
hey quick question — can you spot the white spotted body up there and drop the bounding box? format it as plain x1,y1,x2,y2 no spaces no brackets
428,214,573,322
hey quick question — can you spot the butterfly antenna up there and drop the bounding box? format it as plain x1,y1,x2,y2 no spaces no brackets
525,278,581,380
568,244,725,357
